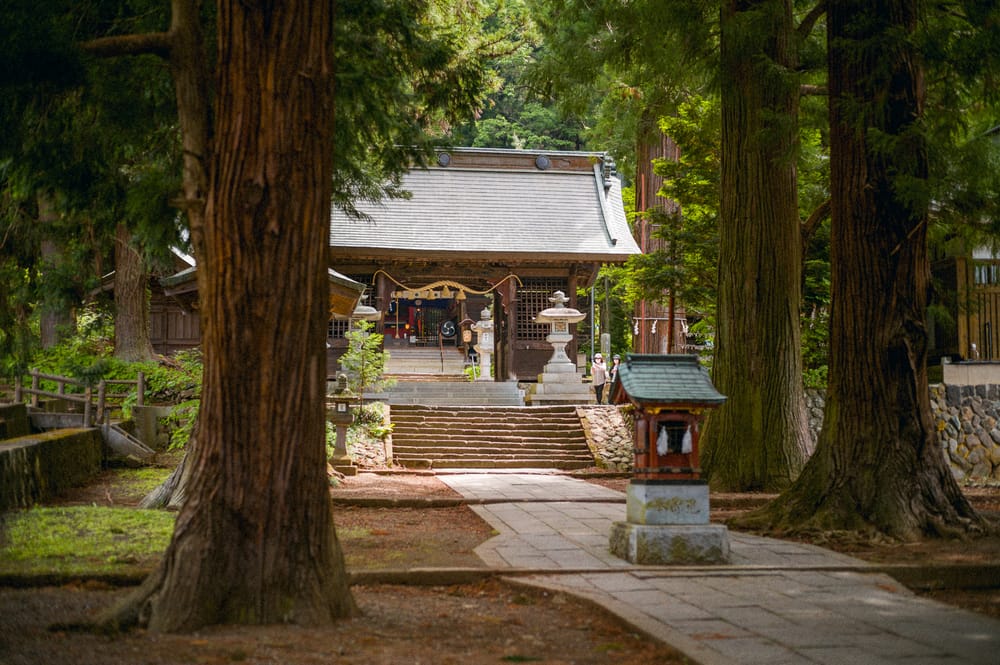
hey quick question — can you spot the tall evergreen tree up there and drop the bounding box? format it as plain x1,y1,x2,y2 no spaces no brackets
529,0,821,490
81,0,491,631
700,0,811,490
737,0,997,538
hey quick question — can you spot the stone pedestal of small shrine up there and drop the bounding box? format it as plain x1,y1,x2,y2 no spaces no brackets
608,354,729,564
327,374,357,476
526,291,593,405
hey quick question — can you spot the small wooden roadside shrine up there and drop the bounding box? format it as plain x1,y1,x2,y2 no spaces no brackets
609,354,729,564
610,354,726,479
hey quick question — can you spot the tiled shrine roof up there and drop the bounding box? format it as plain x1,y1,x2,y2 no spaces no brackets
615,354,726,408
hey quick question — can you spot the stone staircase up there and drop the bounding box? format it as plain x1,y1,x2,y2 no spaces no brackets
389,404,595,469
377,379,524,406
384,346,467,377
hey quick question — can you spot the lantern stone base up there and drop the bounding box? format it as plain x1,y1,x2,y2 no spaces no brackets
525,362,592,404
329,454,358,476
609,522,730,565
626,480,709,525
610,479,729,564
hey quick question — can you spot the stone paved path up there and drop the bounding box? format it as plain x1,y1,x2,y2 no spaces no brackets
439,471,1000,665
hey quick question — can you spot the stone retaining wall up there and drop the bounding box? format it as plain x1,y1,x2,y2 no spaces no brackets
576,406,634,471
582,389,1000,482
932,384,1000,481
0,428,102,511
805,386,999,482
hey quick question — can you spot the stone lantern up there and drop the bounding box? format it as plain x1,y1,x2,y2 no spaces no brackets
471,307,494,380
535,290,586,368
327,373,357,476
609,354,728,564
527,290,592,404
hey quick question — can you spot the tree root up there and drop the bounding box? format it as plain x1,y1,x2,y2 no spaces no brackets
90,567,165,633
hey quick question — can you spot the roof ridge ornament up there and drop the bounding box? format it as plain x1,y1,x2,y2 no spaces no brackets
603,155,616,190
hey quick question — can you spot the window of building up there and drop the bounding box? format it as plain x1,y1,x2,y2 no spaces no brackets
328,318,351,340
516,278,568,341
974,261,1000,288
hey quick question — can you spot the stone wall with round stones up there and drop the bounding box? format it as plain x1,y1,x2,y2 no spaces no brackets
577,405,635,471
933,384,1000,481
806,386,1000,482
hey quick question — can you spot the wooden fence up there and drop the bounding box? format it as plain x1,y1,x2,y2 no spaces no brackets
13,369,145,427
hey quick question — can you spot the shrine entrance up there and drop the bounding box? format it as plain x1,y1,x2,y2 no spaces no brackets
378,273,515,350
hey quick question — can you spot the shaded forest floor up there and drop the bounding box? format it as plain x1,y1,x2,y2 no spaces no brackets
1,467,998,664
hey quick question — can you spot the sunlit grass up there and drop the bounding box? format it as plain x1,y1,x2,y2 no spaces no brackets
0,506,174,576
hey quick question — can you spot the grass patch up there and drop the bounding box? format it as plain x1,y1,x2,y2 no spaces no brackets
113,466,174,497
0,506,174,577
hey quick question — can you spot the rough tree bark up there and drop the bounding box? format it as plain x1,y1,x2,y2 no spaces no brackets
736,0,984,539
102,0,357,631
113,223,156,362
701,0,810,491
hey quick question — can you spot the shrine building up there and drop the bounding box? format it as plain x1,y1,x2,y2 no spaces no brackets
328,147,641,381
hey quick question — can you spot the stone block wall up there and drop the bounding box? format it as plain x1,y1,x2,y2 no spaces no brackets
577,406,634,471
933,384,1000,481
0,428,102,511
805,386,1000,482
584,389,1000,482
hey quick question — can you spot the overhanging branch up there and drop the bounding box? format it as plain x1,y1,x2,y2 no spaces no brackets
797,0,827,40
801,198,831,256
80,32,171,59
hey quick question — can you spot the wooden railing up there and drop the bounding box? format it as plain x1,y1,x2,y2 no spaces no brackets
13,369,145,427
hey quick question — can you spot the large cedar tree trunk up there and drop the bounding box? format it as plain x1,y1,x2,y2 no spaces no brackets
738,0,982,538
113,223,156,361
701,0,810,491
105,0,357,631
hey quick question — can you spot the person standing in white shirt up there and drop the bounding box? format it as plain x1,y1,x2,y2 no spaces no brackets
591,353,607,404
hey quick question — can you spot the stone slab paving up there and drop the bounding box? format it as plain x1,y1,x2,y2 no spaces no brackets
438,471,1000,665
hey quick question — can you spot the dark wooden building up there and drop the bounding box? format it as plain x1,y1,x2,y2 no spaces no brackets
328,148,640,381
931,246,1000,362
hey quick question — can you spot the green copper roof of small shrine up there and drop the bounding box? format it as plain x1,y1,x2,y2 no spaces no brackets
615,354,726,407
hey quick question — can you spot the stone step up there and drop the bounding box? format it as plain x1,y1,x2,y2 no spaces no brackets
393,451,593,463
391,427,584,440
389,413,583,425
392,440,589,453
385,397,525,407
377,381,524,407
388,403,593,470
395,457,595,470
386,381,518,392
384,347,468,375
392,404,578,415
